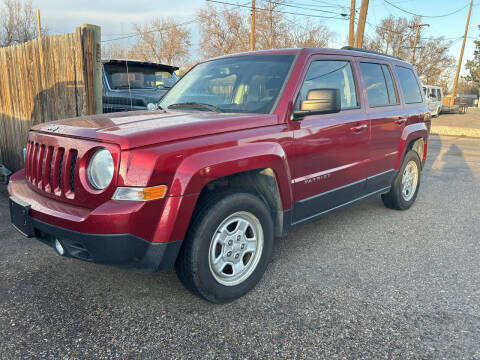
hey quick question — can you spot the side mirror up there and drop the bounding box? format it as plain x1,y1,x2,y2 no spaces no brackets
292,88,341,120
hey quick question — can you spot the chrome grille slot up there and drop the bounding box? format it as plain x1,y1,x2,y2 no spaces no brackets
57,148,65,191
69,150,78,192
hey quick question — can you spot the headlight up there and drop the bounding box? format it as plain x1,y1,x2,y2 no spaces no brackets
88,148,114,190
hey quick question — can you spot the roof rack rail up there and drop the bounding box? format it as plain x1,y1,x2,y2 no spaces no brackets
341,46,403,61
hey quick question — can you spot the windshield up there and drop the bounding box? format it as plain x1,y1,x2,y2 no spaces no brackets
104,65,178,90
159,54,295,114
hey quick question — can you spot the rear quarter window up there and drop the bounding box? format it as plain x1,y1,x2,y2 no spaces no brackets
395,66,423,104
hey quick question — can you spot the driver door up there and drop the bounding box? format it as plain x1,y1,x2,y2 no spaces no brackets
291,56,370,223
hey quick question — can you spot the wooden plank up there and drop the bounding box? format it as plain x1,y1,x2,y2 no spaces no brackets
0,28,98,170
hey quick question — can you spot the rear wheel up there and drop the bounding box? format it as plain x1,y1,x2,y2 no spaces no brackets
382,150,422,210
175,190,274,303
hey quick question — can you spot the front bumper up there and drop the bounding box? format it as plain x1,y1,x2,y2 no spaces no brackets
8,170,188,272
31,218,182,272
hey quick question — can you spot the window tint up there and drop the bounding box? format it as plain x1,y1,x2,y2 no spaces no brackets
360,62,398,107
382,65,398,104
295,60,358,110
396,66,422,103
436,89,442,99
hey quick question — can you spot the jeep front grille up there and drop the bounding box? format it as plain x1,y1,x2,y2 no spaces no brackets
25,141,77,197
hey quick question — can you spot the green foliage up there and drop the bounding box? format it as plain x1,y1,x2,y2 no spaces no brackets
464,39,480,89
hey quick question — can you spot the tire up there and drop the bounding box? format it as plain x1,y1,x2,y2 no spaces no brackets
437,106,441,117
382,150,422,210
175,190,274,303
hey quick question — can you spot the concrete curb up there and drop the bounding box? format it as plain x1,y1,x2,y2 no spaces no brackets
430,125,480,138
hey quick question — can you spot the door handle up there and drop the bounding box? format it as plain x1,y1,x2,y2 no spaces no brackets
394,118,407,125
350,124,368,132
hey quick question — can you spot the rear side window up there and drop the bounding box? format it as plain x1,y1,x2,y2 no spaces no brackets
382,65,398,104
295,60,358,110
396,66,422,103
360,62,398,107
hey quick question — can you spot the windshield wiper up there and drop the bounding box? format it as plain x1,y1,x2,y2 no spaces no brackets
167,102,221,112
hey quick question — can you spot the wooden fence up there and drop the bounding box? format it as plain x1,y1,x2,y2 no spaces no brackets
0,26,96,171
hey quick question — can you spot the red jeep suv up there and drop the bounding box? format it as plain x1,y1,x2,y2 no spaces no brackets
8,47,430,303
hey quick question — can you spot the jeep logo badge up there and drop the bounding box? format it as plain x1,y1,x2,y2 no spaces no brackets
46,125,59,132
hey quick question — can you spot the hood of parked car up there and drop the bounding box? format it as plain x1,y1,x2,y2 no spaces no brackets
30,110,278,149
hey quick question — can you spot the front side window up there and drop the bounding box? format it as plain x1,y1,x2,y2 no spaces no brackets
294,60,358,110
396,66,423,104
159,55,295,114
360,62,398,107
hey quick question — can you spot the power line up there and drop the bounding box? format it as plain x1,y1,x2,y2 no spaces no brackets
101,19,198,43
255,0,348,16
308,0,348,9
205,0,349,19
382,0,469,18
365,21,465,41
101,0,350,43
101,0,252,43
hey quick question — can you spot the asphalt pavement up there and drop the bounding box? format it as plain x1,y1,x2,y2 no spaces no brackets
1,135,479,359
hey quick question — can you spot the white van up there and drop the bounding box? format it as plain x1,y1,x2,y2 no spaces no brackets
422,85,443,117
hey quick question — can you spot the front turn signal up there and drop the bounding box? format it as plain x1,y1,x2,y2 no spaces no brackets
112,185,168,201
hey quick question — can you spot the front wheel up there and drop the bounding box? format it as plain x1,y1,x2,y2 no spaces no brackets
175,191,274,303
382,150,422,210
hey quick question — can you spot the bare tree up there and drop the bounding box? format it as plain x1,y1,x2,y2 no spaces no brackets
284,21,334,48
365,15,455,85
0,0,47,47
196,5,249,58
102,43,129,60
365,16,415,58
130,17,191,65
413,38,455,85
255,0,289,49
197,3,334,58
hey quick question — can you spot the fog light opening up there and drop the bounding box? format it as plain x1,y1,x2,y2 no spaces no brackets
54,239,65,256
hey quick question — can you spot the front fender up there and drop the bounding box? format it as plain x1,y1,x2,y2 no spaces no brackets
169,142,294,210
150,142,294,244
394,122,429,170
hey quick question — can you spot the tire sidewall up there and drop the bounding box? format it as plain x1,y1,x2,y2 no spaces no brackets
393,150,422,210
189,192,274,303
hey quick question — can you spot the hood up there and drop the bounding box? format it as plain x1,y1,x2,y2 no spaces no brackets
31,110,278,149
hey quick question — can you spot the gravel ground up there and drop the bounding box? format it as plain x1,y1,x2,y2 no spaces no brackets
1,135,479,359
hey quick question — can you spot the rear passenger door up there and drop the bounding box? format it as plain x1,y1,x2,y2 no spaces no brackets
395,65,426,140
358,61,404,191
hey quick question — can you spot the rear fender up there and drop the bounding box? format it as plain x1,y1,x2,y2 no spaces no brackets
394,123,429,170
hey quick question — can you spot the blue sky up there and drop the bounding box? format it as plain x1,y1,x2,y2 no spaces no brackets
35,0,480,73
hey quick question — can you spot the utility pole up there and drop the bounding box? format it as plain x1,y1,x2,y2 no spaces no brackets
348,0,356,47
250,0,256,51
36,9,42,39
451,0,474,106
410,21,429,64
354,0,369,48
